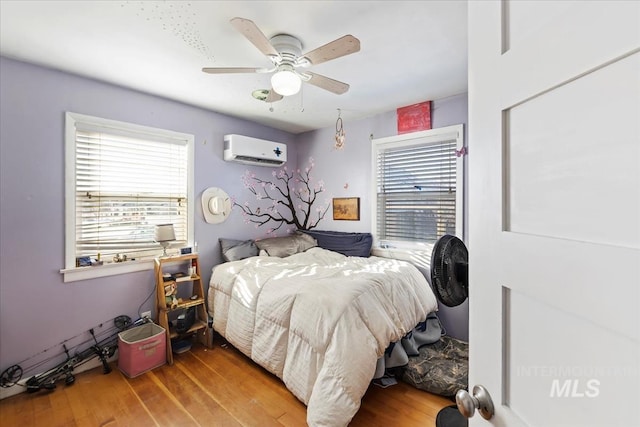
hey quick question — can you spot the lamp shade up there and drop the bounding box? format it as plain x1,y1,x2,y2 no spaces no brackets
155,223,176,242
271,69,301,96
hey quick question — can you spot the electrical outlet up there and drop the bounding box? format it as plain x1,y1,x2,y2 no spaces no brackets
141,311,152,319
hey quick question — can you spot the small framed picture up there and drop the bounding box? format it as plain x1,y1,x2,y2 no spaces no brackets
333,197,360,221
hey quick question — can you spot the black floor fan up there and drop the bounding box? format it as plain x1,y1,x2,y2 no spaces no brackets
430,235,469,427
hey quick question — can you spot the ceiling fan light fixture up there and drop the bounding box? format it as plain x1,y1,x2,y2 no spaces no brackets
271,68,301,96
203,19,360,99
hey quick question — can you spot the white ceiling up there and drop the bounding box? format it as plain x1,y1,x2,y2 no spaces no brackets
0,0,468,134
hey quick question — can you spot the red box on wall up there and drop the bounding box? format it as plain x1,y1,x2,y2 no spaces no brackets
118,323,166,378
397,101,432,134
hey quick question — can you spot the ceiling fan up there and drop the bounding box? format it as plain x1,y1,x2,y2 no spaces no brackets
202,17,360,102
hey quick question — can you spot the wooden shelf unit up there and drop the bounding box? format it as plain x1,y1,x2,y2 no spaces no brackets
154,254,210,364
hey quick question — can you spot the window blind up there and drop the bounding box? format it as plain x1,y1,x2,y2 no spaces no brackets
375,138,457,243
74,128,188,258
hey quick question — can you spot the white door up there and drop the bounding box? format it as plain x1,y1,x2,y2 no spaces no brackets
468,1,639,426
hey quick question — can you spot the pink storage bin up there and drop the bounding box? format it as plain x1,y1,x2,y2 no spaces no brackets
118,323,166,378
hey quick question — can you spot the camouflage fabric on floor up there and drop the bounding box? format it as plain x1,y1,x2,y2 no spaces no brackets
401,335,468,397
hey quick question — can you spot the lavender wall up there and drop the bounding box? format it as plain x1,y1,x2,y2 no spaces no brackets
295,94,470,340
0,55,469,382
0,56,298,373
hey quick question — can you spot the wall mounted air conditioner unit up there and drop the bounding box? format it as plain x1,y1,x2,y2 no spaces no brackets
223,134,287,167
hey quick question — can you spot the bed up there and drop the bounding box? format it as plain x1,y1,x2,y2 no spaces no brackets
207,231,439,426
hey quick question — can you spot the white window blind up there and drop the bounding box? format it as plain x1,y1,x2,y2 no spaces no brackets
372,125,464,245
65,113,193,274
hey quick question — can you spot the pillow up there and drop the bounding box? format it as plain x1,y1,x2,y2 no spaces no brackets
254,232,317,257
298,229,372,257
219,238,259,262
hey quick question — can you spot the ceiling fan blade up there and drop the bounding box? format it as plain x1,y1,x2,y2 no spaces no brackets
265,90,283,103
302,72,350,95
300,35,360,66
202,67,268,74
230,17,280,59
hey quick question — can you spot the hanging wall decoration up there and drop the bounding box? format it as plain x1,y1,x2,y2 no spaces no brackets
235,157,330,233
333,197,360,221
201,187,232,224
397,101,432,134
334,109,346,149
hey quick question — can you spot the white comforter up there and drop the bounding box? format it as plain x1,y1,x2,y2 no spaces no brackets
207,247,438,426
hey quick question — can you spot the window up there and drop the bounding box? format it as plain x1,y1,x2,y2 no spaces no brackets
63,112,194,282
372,124,464,249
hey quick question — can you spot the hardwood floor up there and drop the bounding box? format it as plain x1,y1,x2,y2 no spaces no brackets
0,338,453,426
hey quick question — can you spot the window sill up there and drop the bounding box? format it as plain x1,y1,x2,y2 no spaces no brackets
60,258,154,282
371,245,434,270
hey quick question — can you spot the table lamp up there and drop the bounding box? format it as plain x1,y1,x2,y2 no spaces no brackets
155,223,175,257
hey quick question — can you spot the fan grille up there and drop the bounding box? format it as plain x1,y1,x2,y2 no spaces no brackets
430,235,468,307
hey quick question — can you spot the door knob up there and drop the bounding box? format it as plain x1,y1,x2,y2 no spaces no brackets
456,385,495,420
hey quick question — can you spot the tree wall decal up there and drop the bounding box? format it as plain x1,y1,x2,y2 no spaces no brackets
234,158,330,234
